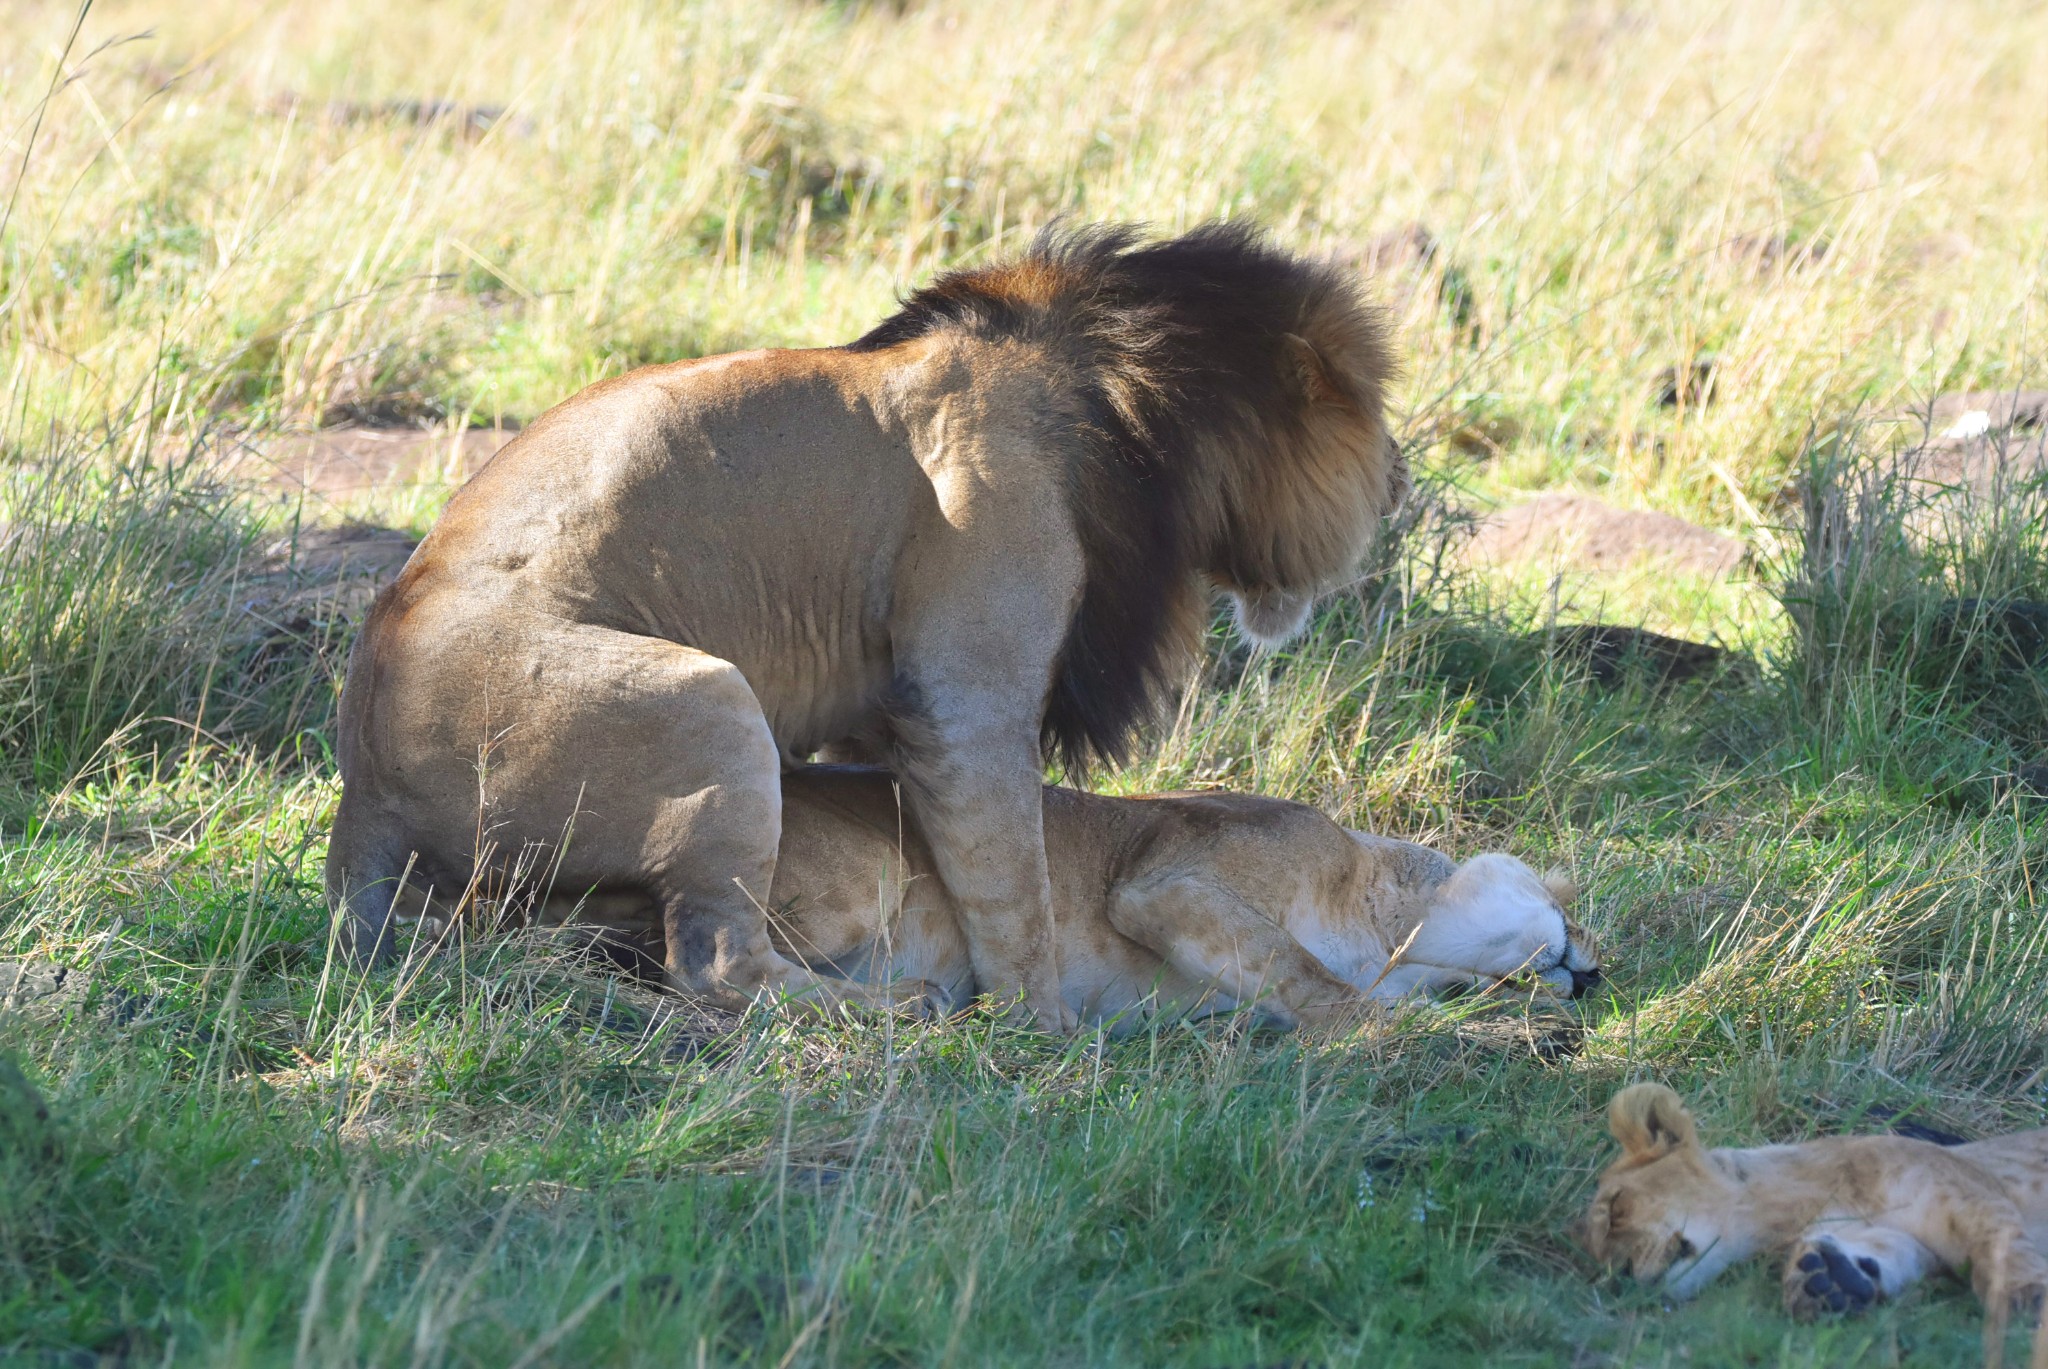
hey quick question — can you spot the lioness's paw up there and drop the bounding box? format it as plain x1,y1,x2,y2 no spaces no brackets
1294,998,1381,1037
1783,1238,1882,1320
1534,934,1603,999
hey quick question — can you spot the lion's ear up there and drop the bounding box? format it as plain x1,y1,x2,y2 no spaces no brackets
1608,1083,1698,1161
1281,333,1345,406
1541,869,1578,907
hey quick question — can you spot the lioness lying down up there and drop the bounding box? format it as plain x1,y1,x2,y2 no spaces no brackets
1587,1083,2048,1320
524,766,1601,1030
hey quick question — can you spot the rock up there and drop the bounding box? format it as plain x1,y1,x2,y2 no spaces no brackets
1827,1101,1971,1147
1926,599,2048,670
1995,759,2048,809
1799,392,2048,550
1343,222,1441,275
1359,1124,1477,1175
1445,413,1524,460
1988,757,2048,811
1876,433,2048,530
1722,231,1828,272
1529,624,1755,689
267,93,535,140
0,1054,57,1161
1465,493,1744,578
1655,354,1721,408
217,424,517,498
1913,389,2048,440
1904,232,1975,270
0,961,87,1021
1335,222,1475,332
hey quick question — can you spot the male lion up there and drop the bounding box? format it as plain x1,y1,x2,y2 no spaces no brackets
536,765,1601,1029
326,223,1404,1029
1584,1082,2048,1321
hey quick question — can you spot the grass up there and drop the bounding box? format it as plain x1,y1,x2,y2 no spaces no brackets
4,0,2048,1363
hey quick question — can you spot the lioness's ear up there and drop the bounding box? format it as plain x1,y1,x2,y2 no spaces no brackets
1281,333,1345,405
1608,1083,1698,1160
1542,869,1578,906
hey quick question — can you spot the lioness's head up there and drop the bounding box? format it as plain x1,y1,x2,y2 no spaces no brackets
1431,854,1601,998
1584,1084,1750,1296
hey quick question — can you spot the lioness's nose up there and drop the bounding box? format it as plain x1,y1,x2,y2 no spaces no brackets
1569,966,1603,998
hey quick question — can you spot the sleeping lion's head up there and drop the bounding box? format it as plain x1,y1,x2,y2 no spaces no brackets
1583,1084,1750,1297
1429,854,1600,998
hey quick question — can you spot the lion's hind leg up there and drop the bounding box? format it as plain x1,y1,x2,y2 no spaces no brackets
576,643,918,1017
1781,1221,1938,1320
325,816,408,966
406,622,909,1017
325,796,448,966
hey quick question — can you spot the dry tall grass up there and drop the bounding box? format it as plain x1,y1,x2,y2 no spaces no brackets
5,0,2043,516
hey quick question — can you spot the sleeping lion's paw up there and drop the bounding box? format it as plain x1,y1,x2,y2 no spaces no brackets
1782,1237,1883,1320
1532,923,1603,1000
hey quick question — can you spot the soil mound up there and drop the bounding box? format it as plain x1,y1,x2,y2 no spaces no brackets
1465,493,1743,577
219,425,517,497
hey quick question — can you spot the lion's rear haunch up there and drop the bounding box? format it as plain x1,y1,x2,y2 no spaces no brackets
853,222,1405,773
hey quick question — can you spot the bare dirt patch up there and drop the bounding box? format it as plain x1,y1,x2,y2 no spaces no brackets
235,525,421,693
218,425,517,499
258,524,418,583
1464,492,1743,577
1855,389,2048,544
1885,433,2048,497
0,961,87,1021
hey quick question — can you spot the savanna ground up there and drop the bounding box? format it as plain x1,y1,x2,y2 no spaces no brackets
3,1,2047,1363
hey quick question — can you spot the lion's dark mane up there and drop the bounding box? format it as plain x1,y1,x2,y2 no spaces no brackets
850,221,1386,776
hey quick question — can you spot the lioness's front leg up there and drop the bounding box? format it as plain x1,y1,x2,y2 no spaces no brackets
1107,871,1369,1029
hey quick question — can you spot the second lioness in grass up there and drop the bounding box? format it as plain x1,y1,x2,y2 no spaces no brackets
544,766,1601,1027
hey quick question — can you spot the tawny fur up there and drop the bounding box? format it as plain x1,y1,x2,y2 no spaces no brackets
1585,1083,2048,1322
500,766,1601,1030
325,222,1404,1030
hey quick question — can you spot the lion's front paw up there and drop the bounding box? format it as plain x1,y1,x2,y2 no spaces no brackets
896,979,957,1019
2004,1279,2046,1318
1783,1237,1883,1321
1294,997,1380,1036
